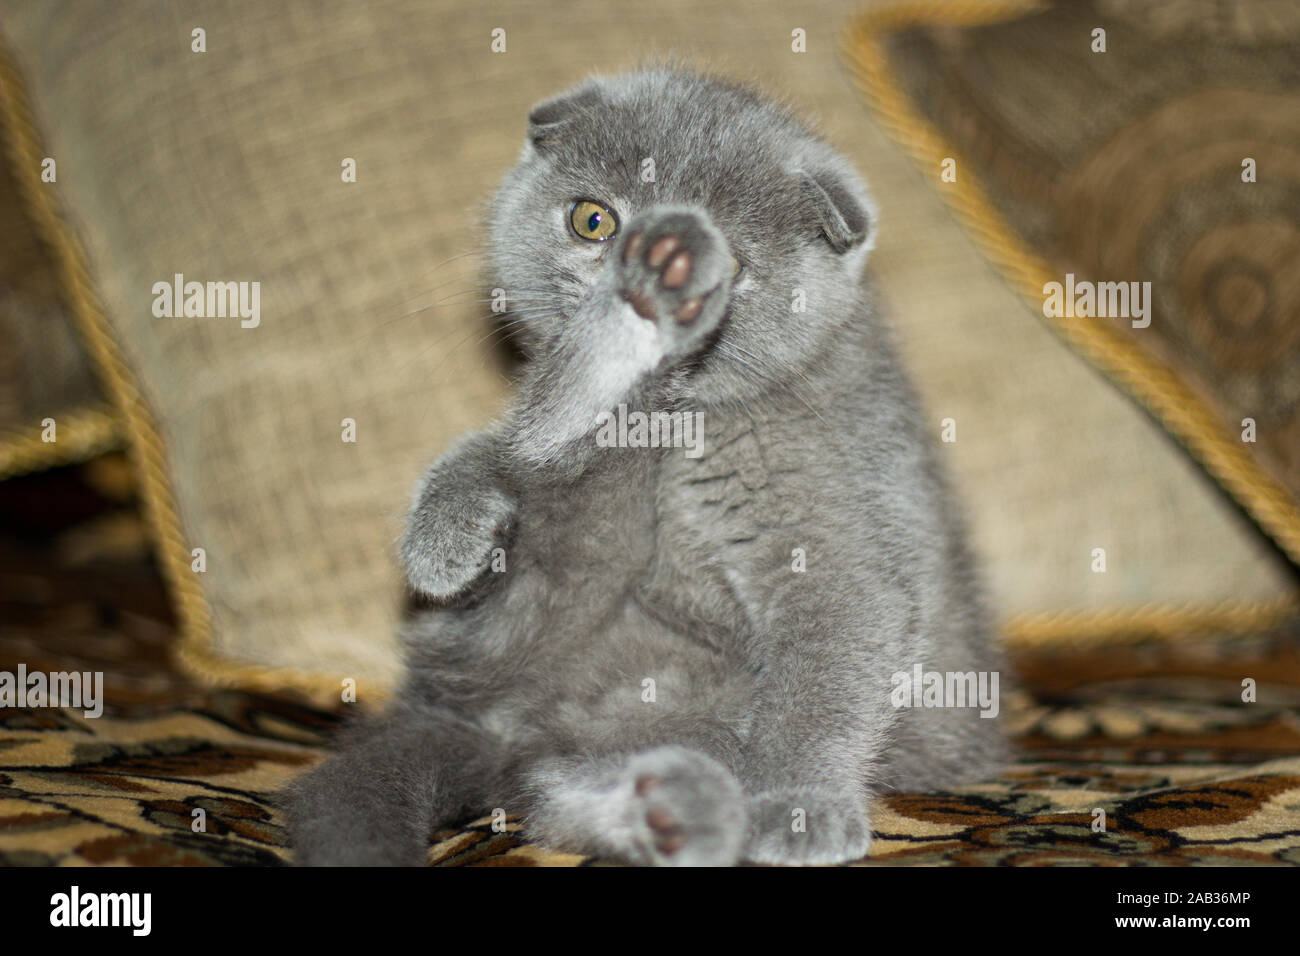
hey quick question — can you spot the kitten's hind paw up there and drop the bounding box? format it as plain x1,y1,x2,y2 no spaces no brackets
524,747,746,866
621,747,747,867
744,789,872,865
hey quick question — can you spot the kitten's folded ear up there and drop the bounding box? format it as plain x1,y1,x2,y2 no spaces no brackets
797,161,876,255
527,81,603,148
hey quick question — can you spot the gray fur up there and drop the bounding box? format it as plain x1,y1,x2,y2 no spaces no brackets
288,68,1008,866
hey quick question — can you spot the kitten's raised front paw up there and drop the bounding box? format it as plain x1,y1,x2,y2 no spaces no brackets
402,477,515,602
620,747,746,866
744,789,872,865
615,209,736,355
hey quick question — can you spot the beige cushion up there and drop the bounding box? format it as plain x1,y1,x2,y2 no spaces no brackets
2,0,1291,692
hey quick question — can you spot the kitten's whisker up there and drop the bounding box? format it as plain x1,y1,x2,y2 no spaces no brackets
398,250,483,293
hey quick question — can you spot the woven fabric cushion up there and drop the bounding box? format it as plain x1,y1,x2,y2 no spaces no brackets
2,0,1293,691
866,0,1300,570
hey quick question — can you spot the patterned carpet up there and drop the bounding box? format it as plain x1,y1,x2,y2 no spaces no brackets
2,458,1299,866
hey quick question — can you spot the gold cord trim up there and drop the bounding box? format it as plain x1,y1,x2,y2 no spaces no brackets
1003,595,1299,651
0,403,123,479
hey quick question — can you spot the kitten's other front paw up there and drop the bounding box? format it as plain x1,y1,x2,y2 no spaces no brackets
744,789,872,865
614,208,736,356
402,478,515,602
621,747,747,867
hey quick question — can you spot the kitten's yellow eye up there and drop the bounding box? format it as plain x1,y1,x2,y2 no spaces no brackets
570,200,618,241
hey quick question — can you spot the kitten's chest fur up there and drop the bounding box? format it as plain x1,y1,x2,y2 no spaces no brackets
643,409,819,644
514,408,812,648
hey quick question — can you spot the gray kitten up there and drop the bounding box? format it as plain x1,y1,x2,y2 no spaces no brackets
289,68,1007,866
